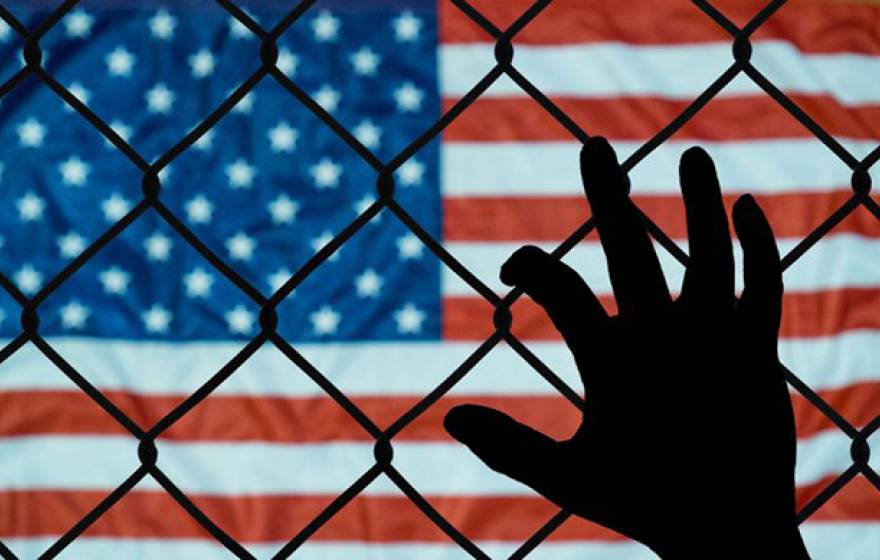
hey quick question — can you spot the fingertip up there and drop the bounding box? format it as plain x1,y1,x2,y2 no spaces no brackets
732,194,767,236
679,146,721,206
581,135,611,154
733,193,757,213
500,245,547,287
581,137,625,204
580,136,618,168
681,145,711,167
443,404,473,442
679,146,715,180
444,404,507,446
733,194,780,274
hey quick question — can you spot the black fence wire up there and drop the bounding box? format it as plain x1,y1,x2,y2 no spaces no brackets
0,0,878,558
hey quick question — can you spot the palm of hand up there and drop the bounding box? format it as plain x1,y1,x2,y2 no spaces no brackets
445,138,809,558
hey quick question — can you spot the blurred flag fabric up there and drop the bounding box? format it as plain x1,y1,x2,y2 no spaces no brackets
0,0,879,558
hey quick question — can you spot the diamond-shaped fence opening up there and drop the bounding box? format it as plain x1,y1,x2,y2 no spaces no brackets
0,0,877,558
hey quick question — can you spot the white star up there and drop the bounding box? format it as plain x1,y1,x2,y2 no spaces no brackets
394,82,424,112
101,193,131,222
229,13,258,39
311,305,340,335
144,231,172,261
142,304,172,334
158,164,173,185
313,85,340,113
14,264,42,295
225,158,256,189
105,120,132,147
185,194,213,224
268,194,298,224
397,233,423,259
231,91,255,114
267,268,291,293
57,231,85,258
184,267,214,298
17,117,46,147
193,129,215,151
0,19,10,43
60,300,89,330
276,47,298,76
146,83,175,114
106,46,135,77
393,11,422,42
149,9,176,40
312,10,339,41
350,46,380,76
188,48,215,78
63,81,92,112
268,121,298,153
99,266,130,294
397,159,425,187
355,269,383,298
59,156,90,187
64,9,94,38
395,302,426,334
17,191,45,221
353,120,382,149
353,194,377,217
226,231,255,261
225,305,255,335
311,230,339,262
310,157,342,189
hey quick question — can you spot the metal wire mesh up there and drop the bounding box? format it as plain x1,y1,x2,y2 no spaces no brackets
0,0,877,558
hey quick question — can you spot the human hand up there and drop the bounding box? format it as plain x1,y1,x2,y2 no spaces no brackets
445,137,809,558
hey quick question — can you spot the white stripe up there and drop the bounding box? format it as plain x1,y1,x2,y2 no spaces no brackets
0,538,660,560
441,139,875,196
799,523,880,560
443,235,880,296
0,337,575,396
0,431,868,495
0,330,876,396
440,41,880,104
6,526,879,560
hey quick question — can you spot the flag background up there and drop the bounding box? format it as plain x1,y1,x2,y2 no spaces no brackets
0,0,879,558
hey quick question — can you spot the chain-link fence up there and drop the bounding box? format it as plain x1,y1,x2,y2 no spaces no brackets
0,0,877,558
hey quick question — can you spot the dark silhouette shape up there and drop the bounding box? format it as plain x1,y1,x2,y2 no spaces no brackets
445,137,810,559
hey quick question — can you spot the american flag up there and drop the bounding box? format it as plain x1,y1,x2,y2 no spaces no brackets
0,0,878,558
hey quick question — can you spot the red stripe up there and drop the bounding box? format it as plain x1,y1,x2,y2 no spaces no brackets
0,382,875,443
442,96,880,142
792,382,880,440
444,289,880,340
797,474,880,521
0,391,579,443
440,0,880,55
443,192,880,242
3,479,877,541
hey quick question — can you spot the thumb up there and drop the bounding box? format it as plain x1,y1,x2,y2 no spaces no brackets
445,404,565,497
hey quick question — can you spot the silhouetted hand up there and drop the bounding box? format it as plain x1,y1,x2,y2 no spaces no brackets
445,137,810,559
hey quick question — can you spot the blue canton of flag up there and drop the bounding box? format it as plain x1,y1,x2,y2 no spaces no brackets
0,1,441,342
